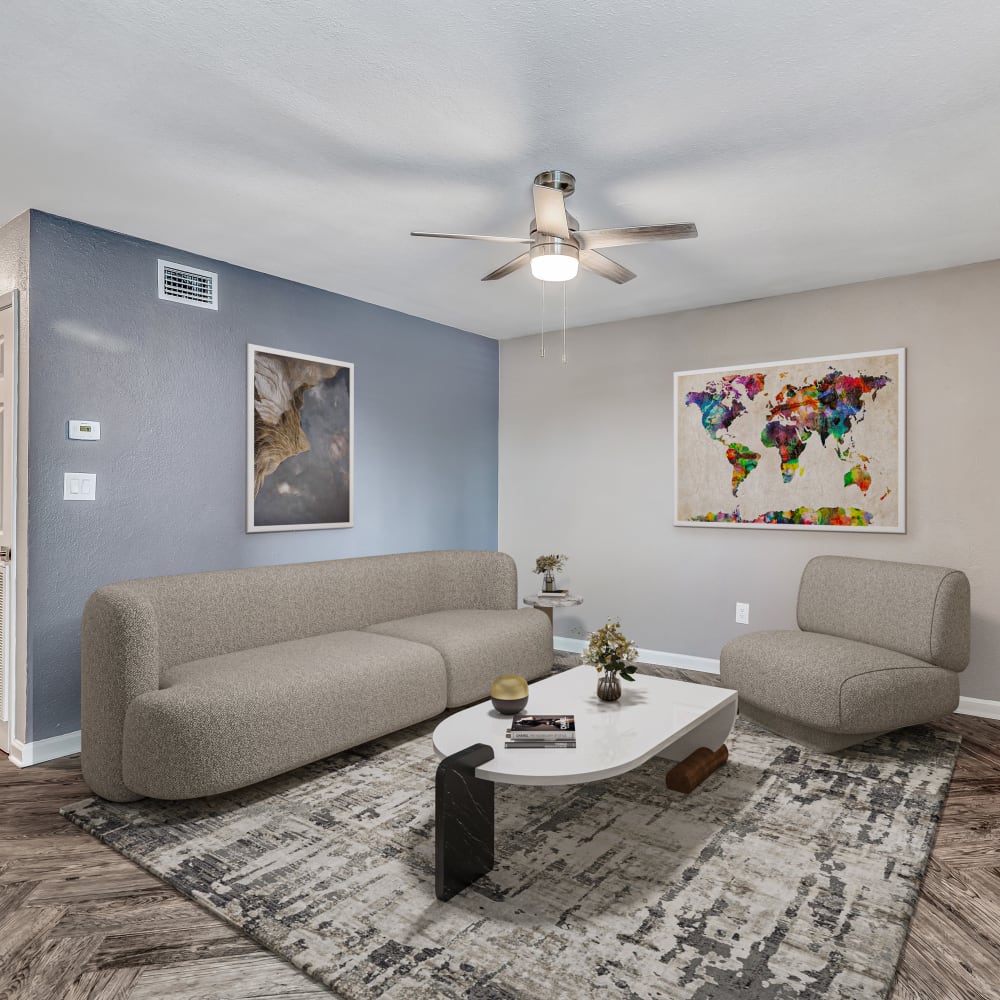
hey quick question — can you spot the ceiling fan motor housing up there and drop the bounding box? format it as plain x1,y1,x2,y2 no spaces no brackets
533,169,576,196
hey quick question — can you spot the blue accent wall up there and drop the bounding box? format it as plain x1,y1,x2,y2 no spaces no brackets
26,211,499,741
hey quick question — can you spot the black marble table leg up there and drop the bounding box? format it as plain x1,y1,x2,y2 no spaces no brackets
435,743,495,901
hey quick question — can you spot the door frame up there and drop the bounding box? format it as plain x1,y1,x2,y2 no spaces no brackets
0,289,20,758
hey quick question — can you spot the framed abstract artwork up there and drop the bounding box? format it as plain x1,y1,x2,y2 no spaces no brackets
674,349,905,532
247,344,354,532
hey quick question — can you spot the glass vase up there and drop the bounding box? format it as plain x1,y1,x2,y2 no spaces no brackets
597,672,622,702
543,569,556,593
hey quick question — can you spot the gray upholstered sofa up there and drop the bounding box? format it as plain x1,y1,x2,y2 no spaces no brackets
720,555,970,752
81,550,551,802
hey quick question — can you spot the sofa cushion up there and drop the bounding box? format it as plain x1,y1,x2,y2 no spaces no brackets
365,609,552,707
720,629,959,735
122,631,446,799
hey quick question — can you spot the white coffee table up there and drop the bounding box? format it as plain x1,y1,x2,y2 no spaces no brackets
432,665,737,899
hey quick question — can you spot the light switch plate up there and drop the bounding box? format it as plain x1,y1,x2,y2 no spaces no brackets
64,473,97,501
69,420,101,440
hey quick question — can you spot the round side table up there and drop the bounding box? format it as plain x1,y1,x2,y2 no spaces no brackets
522,593,584,627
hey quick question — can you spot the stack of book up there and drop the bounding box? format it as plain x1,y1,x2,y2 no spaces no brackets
505,714,576,749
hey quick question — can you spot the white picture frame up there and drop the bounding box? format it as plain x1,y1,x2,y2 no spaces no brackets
247,344,354,533
674,348,905,532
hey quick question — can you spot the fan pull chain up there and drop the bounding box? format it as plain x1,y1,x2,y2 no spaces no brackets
561,284,568,363
540,281,546,358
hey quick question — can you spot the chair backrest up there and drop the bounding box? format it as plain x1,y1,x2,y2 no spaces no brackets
797,555,970,671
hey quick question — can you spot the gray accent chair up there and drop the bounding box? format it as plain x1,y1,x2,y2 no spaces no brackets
82,550,552,802
720,555,970,752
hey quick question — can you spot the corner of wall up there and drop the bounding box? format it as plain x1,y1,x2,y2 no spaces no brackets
0,210,30,747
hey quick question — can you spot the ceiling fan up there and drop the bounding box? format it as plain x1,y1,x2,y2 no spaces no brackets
411,170,697,284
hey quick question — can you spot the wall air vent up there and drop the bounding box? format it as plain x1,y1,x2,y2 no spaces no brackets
158,260,218,310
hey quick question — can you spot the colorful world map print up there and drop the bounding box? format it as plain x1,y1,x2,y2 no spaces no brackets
674,350,904,532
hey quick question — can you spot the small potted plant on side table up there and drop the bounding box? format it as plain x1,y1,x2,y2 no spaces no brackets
582,618,639,702
533,553,567,593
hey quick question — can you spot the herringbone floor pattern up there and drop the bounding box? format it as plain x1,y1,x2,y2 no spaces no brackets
1,671,997,999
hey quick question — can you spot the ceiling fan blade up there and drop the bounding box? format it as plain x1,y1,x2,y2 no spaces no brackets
579,250,637,284
411,232,530,244
481,252,530,281
532,184,570,238
575,223,698,251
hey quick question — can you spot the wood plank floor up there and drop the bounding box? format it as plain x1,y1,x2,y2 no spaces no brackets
1,669,998,999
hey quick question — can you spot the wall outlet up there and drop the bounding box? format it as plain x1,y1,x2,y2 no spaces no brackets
735,602,750,625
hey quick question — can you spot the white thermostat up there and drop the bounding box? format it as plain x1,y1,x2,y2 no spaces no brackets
69,420,101,441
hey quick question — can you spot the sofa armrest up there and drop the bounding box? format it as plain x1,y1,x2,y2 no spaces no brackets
470,551,518,610
81,585,159,801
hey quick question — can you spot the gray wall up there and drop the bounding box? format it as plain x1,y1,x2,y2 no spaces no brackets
27,211,500,741
499,259,1000,701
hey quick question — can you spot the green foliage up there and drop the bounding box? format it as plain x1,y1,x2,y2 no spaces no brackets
582,618,639,679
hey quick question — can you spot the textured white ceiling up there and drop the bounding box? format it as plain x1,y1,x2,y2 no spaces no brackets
3,1,1000,339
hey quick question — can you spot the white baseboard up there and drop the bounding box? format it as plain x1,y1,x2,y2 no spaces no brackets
552,637,589,657
9,730,81,767
956,697,1000,721
553,637,720,675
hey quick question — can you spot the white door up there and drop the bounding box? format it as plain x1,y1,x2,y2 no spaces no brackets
0,290,17,754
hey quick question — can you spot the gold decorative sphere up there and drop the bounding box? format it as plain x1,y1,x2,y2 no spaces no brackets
490,674,529,715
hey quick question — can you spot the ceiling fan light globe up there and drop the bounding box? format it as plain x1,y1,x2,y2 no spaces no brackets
531,255,579,282
529,239,580,282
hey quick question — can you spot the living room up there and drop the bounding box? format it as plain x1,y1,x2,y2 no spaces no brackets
1,3,998,999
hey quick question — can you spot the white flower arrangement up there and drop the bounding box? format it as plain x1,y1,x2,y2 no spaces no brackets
581,618,639,682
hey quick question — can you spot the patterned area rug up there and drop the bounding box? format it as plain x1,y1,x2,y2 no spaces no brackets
63,699,958,1000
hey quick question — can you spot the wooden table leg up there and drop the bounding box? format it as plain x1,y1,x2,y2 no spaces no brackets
665,745,729,794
